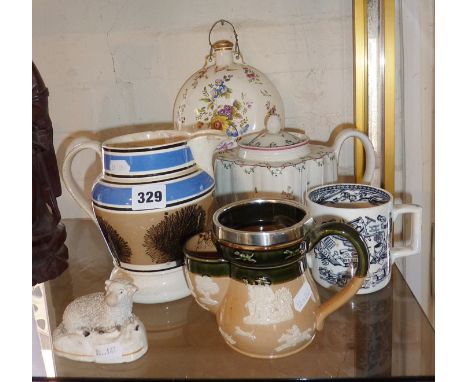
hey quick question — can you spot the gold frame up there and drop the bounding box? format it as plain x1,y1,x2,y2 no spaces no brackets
383,0,395,194
353,0,395,194
353,0,368,184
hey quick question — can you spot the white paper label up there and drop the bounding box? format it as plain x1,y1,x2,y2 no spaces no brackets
95,342,123,363
109,160,130,173
293,281,312,312
132,184,166,210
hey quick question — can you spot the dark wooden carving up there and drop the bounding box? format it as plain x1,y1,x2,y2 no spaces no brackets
32,62,69,285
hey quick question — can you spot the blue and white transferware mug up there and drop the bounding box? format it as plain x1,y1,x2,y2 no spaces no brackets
306,184,422,294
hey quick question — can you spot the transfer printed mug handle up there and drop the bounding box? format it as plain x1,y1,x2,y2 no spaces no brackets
390,204,423,262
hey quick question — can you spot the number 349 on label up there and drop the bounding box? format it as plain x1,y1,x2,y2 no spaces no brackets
131,184,166,210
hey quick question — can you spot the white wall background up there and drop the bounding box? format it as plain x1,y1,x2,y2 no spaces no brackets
32,0,355,218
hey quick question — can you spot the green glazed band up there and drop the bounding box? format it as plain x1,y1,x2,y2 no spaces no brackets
308,221,369,278
215,239,308,268
230,257,308,285
185,252,308,284
185,256,230,278
226,221,369,285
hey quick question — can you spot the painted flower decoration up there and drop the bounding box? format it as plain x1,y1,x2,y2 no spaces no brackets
196,77,253,138
265,100,277,116
243,67,262,84
226,124,249,138
218,105,233,120
210,115,229,131
210,81,228,98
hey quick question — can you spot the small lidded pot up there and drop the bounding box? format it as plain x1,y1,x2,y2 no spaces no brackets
214,114,376,204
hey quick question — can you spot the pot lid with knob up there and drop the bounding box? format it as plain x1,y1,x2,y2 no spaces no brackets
236,114,312,162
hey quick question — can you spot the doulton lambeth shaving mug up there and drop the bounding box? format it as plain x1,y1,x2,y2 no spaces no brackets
62,130,224,304
184,198,370,359
306,184,422,294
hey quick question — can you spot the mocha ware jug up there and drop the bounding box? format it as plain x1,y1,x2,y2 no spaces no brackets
62,130,224,304
183,198,369,359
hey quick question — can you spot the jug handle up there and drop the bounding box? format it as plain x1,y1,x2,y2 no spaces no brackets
307,221,369,330
61,141,101,221
331,129,376,184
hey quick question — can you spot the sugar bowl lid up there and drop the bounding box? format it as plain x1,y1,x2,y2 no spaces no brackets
238,115,307,149
236,115,310,161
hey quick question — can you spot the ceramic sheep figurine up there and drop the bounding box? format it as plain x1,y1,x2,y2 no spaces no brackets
62,278,137,334
53,276,148,363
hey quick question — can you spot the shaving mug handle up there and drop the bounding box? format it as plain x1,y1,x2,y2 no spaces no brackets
308,222,369,330
391,204,423,262
61,141,102,221
332,129,376,184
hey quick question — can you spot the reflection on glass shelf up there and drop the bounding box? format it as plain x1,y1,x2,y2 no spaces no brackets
32,283,57,378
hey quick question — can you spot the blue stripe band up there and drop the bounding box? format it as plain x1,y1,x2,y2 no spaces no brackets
92,171,214,207
103,146,194,173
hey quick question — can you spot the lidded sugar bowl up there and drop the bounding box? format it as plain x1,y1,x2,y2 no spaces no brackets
214,114,376,204
173,19,284,141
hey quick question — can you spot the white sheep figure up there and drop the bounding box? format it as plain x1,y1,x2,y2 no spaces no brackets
53,277,148,363
62,278,138,335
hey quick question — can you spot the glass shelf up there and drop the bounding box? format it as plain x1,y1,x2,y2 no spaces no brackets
32,219,434,380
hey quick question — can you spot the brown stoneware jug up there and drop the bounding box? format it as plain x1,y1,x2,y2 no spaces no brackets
184,198,369,359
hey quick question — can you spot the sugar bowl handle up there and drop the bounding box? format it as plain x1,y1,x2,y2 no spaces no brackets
308,221,369,330
332,129,376,184
61,141,102,221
